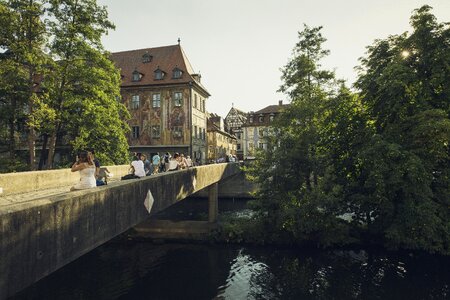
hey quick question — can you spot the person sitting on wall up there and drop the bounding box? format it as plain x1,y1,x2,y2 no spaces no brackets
121,155,146,180
70,151,96,191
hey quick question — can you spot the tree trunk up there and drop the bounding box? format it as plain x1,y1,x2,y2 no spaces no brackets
46,129,57,169
38,133,48,170
8,98,16,162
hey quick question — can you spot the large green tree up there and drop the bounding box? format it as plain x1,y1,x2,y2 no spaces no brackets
44,0,129,167
354,5,450,252
0,0,130,171
0,0,51,170
247,25,353,246
248,6,449,254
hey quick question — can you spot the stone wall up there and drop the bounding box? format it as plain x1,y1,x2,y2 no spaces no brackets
0,165,130,196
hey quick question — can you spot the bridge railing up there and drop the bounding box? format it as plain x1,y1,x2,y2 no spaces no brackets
0,165,130,196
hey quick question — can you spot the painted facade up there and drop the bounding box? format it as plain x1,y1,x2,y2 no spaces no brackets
111,44,210,163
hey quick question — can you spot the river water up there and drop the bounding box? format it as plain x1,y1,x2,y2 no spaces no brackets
12,198,450,300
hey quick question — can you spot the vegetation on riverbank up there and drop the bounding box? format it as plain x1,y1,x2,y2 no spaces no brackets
219,6,450,255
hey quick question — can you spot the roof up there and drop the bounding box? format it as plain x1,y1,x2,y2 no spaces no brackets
110,44,210,96
253,104,289,115
225,106,247,119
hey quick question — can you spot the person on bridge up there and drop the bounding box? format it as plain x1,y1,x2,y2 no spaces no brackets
70,151,97,191
121,155,146,180
152,152,160,174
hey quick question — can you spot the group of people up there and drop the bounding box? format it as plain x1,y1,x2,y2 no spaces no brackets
70,150,196,190
70,149,111,191
121,152,193,180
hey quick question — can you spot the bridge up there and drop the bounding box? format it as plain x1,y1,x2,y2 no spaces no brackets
0,163,241,299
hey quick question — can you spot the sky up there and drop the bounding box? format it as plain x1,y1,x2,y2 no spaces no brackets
97,0,450,118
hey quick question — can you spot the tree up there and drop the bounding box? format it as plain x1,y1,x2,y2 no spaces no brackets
43,0,129,167
247,25,352,246
0,0,50,170
248,6,450,254
354,5,450,253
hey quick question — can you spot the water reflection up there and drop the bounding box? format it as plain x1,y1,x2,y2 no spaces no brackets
13,242,450,300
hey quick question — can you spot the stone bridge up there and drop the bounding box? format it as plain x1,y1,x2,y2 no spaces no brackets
0,163,241,299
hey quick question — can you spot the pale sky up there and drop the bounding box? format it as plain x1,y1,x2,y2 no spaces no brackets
97,0,450,118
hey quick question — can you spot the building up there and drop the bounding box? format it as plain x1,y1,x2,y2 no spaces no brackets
224,106,247,160
242,100,289,159
207,113,237,162
111,44,210,163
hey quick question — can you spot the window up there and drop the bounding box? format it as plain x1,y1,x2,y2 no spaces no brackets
249,116,253,123
173,126,183,138
194,94,198,108
152,93,161,108
236,133,241,139
151,125,160,138
202,128,206,140
142,52,152,63
132,126,140,138
154,68,164,80
259,115,264,122
269,114,274,122
259,143,264,149
194,126,198,139
131,95,140,109
172,67,182,79
174,92,182,107
132,70,142,82
237,144,241,150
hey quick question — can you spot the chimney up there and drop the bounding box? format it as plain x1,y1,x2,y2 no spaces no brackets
279,100,283,106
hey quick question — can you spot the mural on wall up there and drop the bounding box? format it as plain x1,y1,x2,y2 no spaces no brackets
171,108,185,127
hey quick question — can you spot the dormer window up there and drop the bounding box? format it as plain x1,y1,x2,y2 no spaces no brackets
132,70,142,82
154,67,165,80
259,115,264,122
269,114,275,122
142,52,152,63
249,116,253,123
172,67,183,79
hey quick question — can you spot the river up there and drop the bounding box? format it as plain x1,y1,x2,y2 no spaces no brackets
12,198,450,300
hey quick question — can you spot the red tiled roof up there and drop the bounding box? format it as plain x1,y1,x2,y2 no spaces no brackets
110,44,209,95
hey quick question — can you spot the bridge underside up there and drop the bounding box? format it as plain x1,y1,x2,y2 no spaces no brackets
0,163,240,299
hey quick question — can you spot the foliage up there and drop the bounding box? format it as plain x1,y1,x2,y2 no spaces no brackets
0,0,130,170
247,6,450,254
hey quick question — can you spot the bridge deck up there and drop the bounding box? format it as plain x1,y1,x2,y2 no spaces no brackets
0,178,121,209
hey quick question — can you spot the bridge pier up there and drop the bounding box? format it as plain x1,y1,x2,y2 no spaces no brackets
208,183,218,223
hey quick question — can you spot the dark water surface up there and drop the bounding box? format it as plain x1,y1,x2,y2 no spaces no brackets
12,198,450,299
13,241,450,299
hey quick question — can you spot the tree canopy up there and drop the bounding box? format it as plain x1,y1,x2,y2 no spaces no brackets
0,0,130,171
247,5,450,254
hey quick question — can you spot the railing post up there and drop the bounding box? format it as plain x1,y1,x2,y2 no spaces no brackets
208,183,219,222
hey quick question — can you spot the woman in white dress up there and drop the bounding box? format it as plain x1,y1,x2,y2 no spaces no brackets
70,151,97,191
